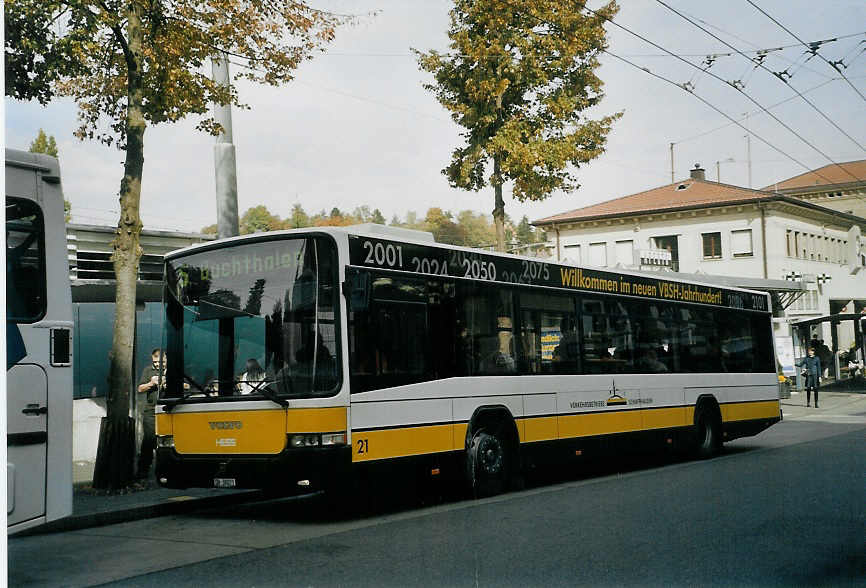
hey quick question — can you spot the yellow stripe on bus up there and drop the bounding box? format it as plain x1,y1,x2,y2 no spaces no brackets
286,407,347,433
642,406,689,430
155,413,172,435
722,400,780,422
558,410,643,438
352,424,453,462
519,416,557,442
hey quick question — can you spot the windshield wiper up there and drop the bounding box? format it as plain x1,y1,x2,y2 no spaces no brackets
162,373,210,412
242,378,288,407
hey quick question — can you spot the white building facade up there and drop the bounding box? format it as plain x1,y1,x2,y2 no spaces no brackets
534,167,866,373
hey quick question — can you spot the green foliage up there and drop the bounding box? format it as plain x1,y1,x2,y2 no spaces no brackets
29,129,59,157
5,0,355,146
64,200,72,223
370,209,386,225
200,224,218,235
415,0,621,239
240,205,281,234
287,203,311,229
207,203,542,252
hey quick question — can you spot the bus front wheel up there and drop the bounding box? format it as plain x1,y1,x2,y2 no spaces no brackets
466,430,507,498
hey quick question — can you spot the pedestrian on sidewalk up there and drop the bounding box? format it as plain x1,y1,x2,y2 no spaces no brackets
136,348,165,479
796,347,821,408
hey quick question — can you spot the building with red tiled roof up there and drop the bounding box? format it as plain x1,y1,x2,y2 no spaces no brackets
532,163,866,362
763,159,866,219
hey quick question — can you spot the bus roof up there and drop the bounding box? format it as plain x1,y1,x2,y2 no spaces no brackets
163,224,772,305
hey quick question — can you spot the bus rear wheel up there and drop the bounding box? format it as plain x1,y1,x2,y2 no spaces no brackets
466,430,507,498
694,408,721,459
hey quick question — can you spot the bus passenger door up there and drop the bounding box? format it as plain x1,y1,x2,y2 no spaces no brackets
7,362,48,526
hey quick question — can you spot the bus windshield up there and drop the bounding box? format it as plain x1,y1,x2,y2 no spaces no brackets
161,236,340,402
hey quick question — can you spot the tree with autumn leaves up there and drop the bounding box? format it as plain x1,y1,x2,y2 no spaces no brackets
6,0,353,488
416,0,621,251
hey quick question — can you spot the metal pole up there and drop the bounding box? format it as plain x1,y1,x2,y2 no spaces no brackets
744,113,752,188
669,143,675,183
213,53,239,239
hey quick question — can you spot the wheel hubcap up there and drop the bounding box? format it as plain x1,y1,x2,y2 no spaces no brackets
480,438,503,474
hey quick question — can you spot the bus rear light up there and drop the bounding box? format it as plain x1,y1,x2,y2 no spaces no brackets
157,435,175,448
321,433,346,446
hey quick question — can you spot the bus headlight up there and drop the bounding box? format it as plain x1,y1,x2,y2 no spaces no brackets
289,434,320,448
157,435,174,448
321,433,346,446
288,433,346,448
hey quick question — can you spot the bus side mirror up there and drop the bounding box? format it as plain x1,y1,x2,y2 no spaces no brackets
343,271,370,312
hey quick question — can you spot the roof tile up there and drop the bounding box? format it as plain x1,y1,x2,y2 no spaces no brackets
763,159,866,191
534,179,772,225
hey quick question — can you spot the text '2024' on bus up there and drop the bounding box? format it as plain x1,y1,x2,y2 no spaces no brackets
154,225,781,498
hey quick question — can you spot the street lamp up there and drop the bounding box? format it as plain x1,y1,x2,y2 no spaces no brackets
716,157,735,183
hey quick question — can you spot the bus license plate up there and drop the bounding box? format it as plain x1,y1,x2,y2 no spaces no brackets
214,478,236,488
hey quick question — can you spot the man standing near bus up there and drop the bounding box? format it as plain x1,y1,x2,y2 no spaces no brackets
136,348,165,479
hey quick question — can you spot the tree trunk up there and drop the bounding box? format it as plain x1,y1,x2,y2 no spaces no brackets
92,1,146,489
492,155,506,252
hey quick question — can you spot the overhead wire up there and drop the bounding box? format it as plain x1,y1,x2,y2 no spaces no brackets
599,48,835,185
584,5,864,186
654,0,866,157
744,0,866,104
675,77,839,144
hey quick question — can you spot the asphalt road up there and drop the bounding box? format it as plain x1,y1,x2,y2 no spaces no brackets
9,411,865,587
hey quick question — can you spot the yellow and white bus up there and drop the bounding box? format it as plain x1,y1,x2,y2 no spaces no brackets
155,224,781,497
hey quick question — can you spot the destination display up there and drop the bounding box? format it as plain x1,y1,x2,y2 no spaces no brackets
348,235,769,312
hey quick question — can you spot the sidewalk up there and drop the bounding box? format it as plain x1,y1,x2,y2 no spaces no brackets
780,388,866,420
22,480,270,536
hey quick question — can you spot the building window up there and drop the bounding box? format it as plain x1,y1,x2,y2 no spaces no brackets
653,235,679,271
702,232,722,259
731,229,753,258
615,240,634,266
786,230,792,257
563,243,581,263
588,242,607,267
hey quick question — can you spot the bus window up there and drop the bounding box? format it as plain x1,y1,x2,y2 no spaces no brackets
632,301,677,373
518,291,578,374
349,274,429,392
163,236,340,399
6,198,46,323
457,282,516,375
677,307,721,372
580,296,635,374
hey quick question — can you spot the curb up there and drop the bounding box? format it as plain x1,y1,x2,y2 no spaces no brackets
16,489,269,537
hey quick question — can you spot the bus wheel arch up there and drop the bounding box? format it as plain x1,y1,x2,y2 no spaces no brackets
693,395,722,459
465,406,519,497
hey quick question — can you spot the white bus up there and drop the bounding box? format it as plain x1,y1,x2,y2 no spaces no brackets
155,224,780,498
6,149,74,533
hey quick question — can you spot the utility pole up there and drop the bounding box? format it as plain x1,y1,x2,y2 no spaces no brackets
670,142,675,183
744,112,752,188
213,53,239,239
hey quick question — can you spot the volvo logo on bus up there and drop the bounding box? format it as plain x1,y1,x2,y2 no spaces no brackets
209,421,243,430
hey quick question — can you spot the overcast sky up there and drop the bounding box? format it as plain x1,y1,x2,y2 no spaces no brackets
5,0,865,233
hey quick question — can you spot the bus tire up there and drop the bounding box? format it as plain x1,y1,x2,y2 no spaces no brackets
694,406,721,459
466,429,507,498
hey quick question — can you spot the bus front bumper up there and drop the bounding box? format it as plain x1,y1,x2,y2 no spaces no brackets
155,445,351,491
